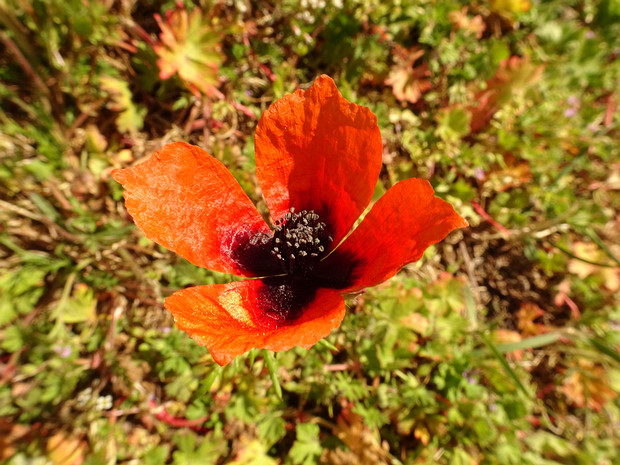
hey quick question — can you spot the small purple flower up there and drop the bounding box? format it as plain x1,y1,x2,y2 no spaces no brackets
473,167,485,180
462,370,477,385
585,30,595,39
489,403,497,412
565,95,580,117
564,107,577,118
54,345,72,358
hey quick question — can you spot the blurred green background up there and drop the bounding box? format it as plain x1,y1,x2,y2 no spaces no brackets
1,0,619,463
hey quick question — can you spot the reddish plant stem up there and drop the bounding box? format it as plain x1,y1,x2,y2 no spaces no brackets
605,94,615,127
0,30,48,97
148,400,210,431
471,201,511,236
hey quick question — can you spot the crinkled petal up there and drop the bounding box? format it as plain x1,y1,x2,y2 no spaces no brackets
318,178,468,293
165,279,346,365
112,142,279,277
255,75,383,247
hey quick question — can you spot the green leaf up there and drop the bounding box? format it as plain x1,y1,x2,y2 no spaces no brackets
436,107,471,142
290,423,322,465
100,75,146,134
194,367,221,398
165,372,198,403
257,413,287,449
143,445,170,465
1,325,24,351
55,283,97,324
352,402,389,429
524,431,578,457
172,432,227,464
227,393,259,423
0,267,46,325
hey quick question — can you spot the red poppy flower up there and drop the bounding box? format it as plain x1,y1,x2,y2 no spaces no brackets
112,75,468,365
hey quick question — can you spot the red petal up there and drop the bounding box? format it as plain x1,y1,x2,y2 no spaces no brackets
165,280,345,365
112,142,277,277
255,75,382,246
322,178,468,293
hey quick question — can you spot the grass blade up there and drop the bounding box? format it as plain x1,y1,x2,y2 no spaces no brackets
494,332,563,353
584,227,620,267
481,332,530,397
264,350,282,400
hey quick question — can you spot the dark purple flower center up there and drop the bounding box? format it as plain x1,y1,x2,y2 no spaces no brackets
271,208,333,276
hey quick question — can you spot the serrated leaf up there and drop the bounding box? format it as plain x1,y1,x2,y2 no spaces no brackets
516,303,549,337
228,439,277,465
562,360,618,411
0,267,46,325
55,283,97,325
385,47,431,104
290,423,322,465
172,432,227,464
257,413,287,448
143,445,170,465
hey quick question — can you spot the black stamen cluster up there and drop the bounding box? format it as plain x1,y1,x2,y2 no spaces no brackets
271,208,333,275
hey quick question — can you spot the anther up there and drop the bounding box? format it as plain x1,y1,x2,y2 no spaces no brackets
271,208,331,275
